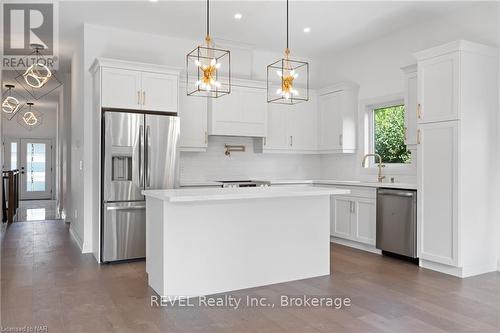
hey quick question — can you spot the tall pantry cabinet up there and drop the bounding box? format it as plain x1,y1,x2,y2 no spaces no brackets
415,41,498,277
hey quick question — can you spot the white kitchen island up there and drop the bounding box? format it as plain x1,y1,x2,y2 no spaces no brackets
142,186,349,297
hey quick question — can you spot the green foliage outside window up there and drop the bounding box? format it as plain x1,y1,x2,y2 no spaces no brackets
374,105,411,164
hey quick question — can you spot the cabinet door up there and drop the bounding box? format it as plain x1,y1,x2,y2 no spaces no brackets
404,71,418,145
289,95,318,151
418,53,459,123
352,198,376,245
210,86,266,137
101,68,141,109
265,103,290,150
141,72,178,112
417,121,458,266
179,84,208,150
330,196,353,239
318,92,343,151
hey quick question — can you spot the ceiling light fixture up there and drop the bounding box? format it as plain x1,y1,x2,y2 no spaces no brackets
186,0,231,98
234,13,242,20
23,44,52,89
2,85,21,114
22,103,38,126
267,0,309,104
303,27,311,33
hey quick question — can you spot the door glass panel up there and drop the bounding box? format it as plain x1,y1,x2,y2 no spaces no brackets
26,143,46,192
10,142,17,170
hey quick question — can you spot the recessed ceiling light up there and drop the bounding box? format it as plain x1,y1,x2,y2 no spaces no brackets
303,27,311,33
234,13,242,20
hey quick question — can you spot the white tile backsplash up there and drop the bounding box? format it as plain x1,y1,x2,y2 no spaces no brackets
180,136,321,182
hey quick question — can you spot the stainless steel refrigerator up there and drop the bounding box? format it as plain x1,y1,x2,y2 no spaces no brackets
101,110,179,263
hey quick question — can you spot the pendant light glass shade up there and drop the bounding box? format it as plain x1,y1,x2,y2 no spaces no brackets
186,0,230,98
267,0,309,104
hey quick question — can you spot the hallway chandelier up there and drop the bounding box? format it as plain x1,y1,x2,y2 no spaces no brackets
15,44,62,100
23,44,52,88
17,102,43,131
186,0,231,98
267,0,309,104
2,85,21,115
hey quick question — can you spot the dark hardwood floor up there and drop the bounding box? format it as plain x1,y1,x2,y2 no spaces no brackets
1,221,499,332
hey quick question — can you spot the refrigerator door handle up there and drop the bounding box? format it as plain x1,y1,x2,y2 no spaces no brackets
138,125,144,187
106,205,146,211
146,125,151,187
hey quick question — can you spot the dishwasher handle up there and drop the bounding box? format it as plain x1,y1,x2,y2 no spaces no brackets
378,190,415,197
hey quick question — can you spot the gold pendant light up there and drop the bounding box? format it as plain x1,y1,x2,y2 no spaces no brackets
267,0,309,104
186,0,231,98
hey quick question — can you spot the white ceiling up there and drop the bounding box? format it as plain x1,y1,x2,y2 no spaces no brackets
58,1,473,61
2,0,476,112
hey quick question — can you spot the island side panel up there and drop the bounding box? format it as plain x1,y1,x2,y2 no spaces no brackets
162,195,330,297
146,197,165,296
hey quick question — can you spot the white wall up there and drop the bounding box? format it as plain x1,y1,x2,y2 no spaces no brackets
318,2,499,182
181,136,320,182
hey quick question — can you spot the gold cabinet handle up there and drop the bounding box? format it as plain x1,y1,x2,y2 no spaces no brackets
142,91,146,105
417,103,422,119
137,91,141,105
290,136,293,147
417,129,421,144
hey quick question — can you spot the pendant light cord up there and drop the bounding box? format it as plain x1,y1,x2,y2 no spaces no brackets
286,0,289,50
207,0,209,37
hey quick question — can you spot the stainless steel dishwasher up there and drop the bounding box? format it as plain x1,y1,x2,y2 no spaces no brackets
376,188,417,259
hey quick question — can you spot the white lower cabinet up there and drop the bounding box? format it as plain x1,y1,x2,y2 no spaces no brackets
331,195,376,246
326,186,376,246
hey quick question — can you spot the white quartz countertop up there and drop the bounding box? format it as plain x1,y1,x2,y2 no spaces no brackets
143,186,350,203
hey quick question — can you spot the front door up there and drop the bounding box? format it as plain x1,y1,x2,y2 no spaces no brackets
20,139,52,200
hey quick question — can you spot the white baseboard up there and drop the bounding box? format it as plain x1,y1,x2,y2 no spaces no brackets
330,237,382,255
420,259,497,278
69,226,83,251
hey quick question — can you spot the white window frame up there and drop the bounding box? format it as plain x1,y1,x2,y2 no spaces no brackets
360,94,416,176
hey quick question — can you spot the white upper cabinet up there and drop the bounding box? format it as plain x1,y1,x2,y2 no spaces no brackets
317,83,358,153
262,92,318,153
101,68,142,109
416,52,459,123
209,81,267,137
402,65,418,146
141,72,178,112
264,103,290,150
178,82,208,151
93,58,179,113
289,94,318,151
